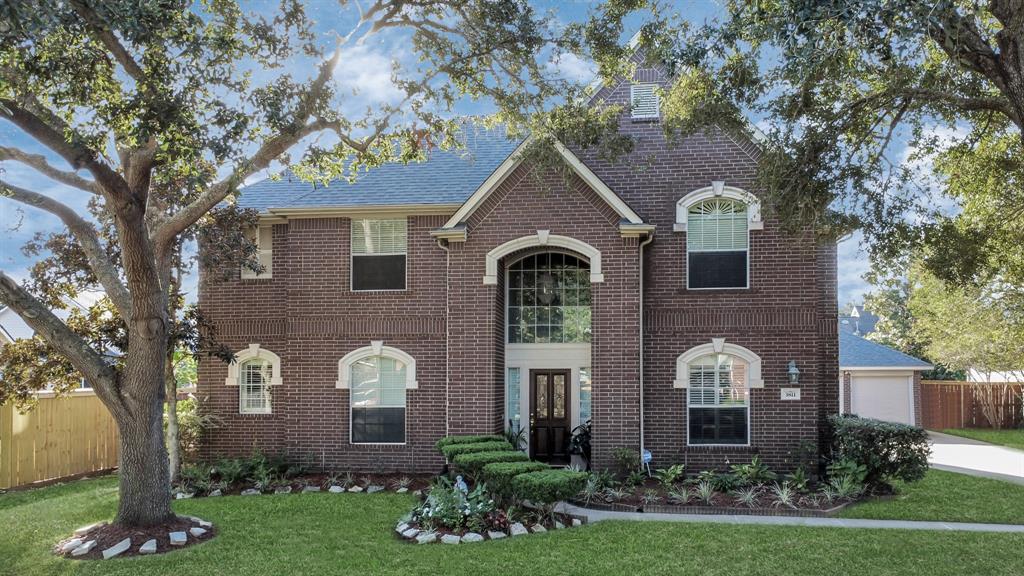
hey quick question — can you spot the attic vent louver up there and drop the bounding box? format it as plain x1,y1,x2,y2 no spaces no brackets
630,83,660,119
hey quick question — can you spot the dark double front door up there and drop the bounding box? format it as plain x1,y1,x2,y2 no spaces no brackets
529,369,571,465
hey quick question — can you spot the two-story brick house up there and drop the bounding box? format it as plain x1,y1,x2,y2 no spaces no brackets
197,62,839,474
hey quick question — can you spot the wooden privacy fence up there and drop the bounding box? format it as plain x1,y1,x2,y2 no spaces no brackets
921,381,1024,431
0,390,119,490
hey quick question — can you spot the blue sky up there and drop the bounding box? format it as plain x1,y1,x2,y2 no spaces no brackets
0,1,875,308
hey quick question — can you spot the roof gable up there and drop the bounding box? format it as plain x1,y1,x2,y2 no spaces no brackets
433,137,647,241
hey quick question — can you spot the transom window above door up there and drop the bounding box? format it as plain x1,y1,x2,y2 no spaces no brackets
507,252,591,343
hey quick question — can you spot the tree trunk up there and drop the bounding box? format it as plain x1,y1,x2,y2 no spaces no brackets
165,352,180,484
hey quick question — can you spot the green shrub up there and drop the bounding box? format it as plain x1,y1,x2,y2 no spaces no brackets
829,414,930,491
439,440,513,460
452,450,529,475
509,469,588,515
435,435,506,452
481,461,550,496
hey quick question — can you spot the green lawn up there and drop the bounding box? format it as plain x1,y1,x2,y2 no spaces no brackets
839,469,1024,524
1,473,1023,576
942,428,1024,451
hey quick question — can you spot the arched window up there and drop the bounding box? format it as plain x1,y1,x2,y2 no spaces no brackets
687,198,749,289
676,183,762,290
225,344,282,415
507,252,591,343
676,339,762,446
337,342,417,444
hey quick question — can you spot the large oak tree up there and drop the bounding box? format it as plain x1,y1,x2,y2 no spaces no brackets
0,0,612,528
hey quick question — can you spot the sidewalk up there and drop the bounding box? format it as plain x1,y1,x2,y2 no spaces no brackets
928,431,1024,486
557,502,1024,533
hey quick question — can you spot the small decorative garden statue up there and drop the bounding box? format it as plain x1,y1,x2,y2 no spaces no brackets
455,475,469,494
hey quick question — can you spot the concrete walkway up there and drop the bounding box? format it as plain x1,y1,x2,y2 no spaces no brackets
557,503,1024,533
928,431,1024,486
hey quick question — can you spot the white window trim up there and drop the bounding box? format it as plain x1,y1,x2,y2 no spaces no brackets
674,182,763,232
225,344,283,386
338,341,416,446
350,217,409,292
484,231,603,285
630,83,660,119
677,339,759,447
241,225,273,280
674,338,763,389
336,340,418,390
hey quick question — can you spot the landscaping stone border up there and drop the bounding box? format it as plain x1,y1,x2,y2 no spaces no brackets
569,498,851,517
394,516,584,545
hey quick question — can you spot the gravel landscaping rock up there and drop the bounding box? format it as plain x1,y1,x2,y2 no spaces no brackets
189,527,207,538
102,538,131,560
139,539,157,555
462,532,484,543
555,521,565,529
302,486,321,493
367,485,384,494
208,489,222,497
530,524,547,533
275,486,293,494
441,534,461,545
396,487,409,493
572,518,582,527
241,488,261,496
348,486,364,493
487,530,506,540
175,492,194,500
71,540,97,557
415,532,437,544
328,485,345,493
396,523,409,534
509,522,528,536
169,532,188,546
60,538,84,553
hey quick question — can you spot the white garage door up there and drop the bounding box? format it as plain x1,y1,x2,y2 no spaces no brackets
851,374,914,425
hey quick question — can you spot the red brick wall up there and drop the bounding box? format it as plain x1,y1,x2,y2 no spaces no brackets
197,62,839,475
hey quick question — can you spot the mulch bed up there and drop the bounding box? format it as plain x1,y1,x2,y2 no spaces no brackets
54,515,216,560
570,498,851,517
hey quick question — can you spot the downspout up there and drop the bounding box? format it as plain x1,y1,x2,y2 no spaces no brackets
638,232,655,463
436,238,451,437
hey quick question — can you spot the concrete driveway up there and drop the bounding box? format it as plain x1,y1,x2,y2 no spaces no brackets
928,431,1024,486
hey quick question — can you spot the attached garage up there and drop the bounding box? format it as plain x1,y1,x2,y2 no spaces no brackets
839,332,932,426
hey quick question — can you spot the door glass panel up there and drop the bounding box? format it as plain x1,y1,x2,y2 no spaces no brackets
536,375,548,419
553,374,566,419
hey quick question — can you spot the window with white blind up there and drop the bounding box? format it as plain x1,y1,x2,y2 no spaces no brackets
239,359,273,414
687,198,749,289
351,218,407,291
351,355,408,443
630,83,660,119
687,353,749,445
241,225,273,279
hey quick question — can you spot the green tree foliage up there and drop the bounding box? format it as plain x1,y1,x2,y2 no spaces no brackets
583,0,1024,286
0,1,611,527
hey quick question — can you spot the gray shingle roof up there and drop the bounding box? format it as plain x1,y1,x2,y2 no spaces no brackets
839,331,932,369
237,128,522,212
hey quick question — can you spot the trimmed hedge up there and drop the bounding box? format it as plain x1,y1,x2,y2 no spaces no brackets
439,440,513,460
829,414,931,490
509,469,588,506
481,461,550,496
435,435,506,452
452,450,530,475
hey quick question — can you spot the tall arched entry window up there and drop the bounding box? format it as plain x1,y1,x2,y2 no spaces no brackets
506,252,592,344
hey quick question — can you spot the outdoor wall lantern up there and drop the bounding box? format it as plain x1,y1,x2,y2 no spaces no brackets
787,360,800,385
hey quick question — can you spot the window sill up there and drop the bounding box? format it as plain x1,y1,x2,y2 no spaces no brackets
684,444,758,453
677,287,758,295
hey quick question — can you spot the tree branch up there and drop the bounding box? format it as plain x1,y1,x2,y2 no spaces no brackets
0,146,99,194
69,0,145,81
0,271,123,416
0,180,133,319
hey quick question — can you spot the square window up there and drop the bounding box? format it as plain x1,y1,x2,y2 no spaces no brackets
352,219,407,291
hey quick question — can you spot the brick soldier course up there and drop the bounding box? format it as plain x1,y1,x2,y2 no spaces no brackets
198,62,839,474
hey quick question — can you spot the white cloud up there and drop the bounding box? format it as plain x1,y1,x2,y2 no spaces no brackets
333,43,407,108
546,52,596,83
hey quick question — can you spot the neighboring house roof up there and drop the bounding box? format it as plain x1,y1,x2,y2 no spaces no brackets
237,128,521,212
838,305,879,336
839,331,932,371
